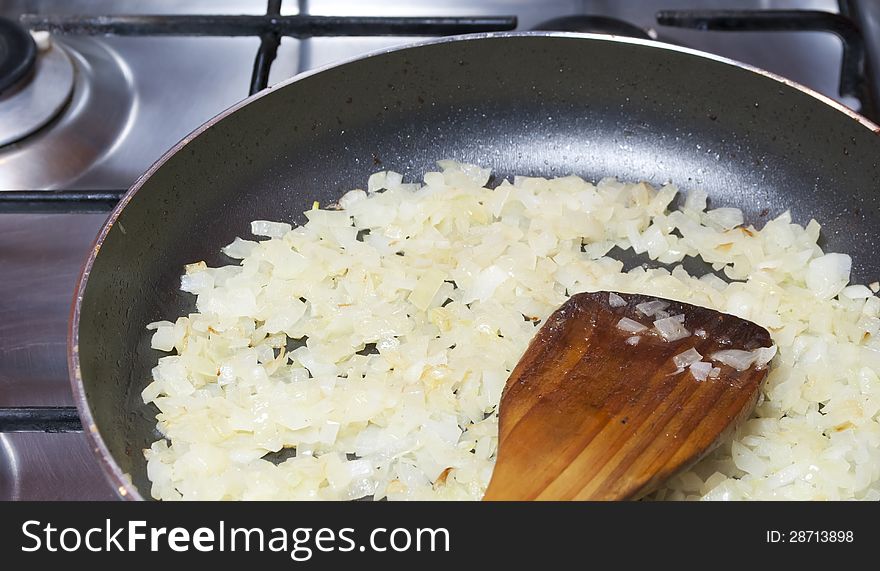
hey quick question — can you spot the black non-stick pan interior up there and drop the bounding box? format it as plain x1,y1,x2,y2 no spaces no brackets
74,33,880,499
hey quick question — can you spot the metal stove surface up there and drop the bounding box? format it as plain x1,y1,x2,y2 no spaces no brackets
0,213,116,499
0,0,848,499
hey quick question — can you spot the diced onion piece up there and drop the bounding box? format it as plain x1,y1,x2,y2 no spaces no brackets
684,188,708,212
706,207,744,230
146,320,173,331
338,188,367,209
409,268,447,311
608,292,626,307
805,253,851,299
673,348,703,369
653,316,691,341
699,273,728,291
251,220,292,238
222,237,259,260
710,349,758,371
464,265,508,303
367,171,388,192
636,300,670,317
625,336,640,346
842,284,873,300
753,345,778,368
710,346,777,371
689,361,713,381
150,325,176,351
617,317,648,333
709,367,721,378
695,328,707,338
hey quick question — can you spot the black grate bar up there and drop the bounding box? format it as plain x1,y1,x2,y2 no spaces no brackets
0,407,82,433
840,0,880,123
656,10,870,112
20,14,518,38
250,0,283,95
0,190,125,213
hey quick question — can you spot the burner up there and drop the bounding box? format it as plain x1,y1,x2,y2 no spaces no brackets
0,16,36,94
533,15,652,40
0,35,74,147
0,37,134,189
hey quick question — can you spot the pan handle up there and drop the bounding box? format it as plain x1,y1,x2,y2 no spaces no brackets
0,407,82,432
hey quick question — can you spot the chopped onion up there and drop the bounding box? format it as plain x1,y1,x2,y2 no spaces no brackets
251,220,292,239
753,345,778,368
409,268,447,311
683,188,708,212
653,316,691,341
710,346,777,371
689,361,713,381
709,349,757,371
842,285,873,300
636,300,670,317
673,348,703,369
608,292,626,307
221,237,259,260
699,273,728,291
617,317,648,333
140,159,875,503
464,265,508,303
706,207,744,230
338,188,367,209
805,253,851,300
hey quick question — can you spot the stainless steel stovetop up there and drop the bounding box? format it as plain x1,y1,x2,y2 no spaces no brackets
0,0,870,499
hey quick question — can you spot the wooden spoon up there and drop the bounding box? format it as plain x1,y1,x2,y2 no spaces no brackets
483,291,773,501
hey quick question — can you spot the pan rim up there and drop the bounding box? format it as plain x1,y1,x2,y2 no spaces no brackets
67,31,880,501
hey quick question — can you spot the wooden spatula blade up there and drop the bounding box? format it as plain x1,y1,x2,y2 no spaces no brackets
483,291,772,501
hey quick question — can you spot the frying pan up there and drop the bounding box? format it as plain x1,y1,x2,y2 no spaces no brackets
69,32,880,500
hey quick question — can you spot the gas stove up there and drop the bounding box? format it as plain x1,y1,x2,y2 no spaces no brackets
1,0,877,500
